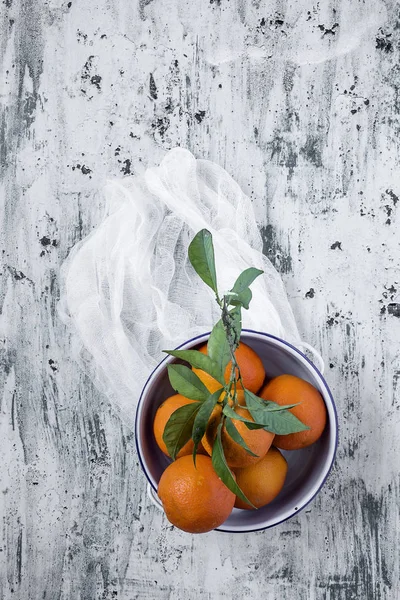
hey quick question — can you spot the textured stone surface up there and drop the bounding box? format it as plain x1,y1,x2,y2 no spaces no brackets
1,0,399,598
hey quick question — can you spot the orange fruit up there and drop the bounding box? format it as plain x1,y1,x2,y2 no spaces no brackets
259,374,327,450
202,406,274,469
153,394,206,458
233,446,288,509
157,455,235,533
192,342,265,394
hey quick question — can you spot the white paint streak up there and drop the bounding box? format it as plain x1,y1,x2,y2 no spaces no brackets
1,0,400,598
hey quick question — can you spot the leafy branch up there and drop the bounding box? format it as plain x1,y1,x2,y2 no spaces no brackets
162,229,308,506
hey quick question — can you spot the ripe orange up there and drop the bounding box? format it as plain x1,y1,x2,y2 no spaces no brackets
157,455,235,533
233,446,288,509
153,394,206,458
259,374,327,450
192,342,265,394
202,405,274,469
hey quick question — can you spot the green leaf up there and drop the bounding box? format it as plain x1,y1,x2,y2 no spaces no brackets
222,403,248,421
162,402,201,460
164,349,225,385
212,422,256,508
224,417,259,458
244,390,300,412
191,389,223,465
207,320,231,375
257,399,300,412
167,364,210,401
227,288,252,310
243,421,270,430
244,390,309,435
222,394,299,415
188,229,218,295
222,403,265,429
222,397,300,431
231,267,263,294
247,409,308,435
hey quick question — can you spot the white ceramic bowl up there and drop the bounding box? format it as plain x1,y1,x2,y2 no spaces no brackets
135,329,338,533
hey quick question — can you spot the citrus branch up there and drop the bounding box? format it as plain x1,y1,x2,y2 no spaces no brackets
220,295,243,407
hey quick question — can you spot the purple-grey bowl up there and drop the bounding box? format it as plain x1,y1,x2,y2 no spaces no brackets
135,329,338,533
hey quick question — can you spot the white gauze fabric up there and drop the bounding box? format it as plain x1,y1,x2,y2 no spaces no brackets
59,148,300,429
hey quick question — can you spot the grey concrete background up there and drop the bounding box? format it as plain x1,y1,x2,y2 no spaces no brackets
1,0,399,598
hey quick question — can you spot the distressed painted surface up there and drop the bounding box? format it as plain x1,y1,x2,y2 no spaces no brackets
0,0,399,598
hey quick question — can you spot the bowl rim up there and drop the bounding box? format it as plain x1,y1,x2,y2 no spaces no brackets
135,328,338,534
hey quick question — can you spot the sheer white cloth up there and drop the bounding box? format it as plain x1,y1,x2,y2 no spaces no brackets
59,148,299,428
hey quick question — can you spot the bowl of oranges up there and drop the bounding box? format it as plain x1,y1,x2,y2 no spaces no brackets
135,230,338,533
136,329,337,533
